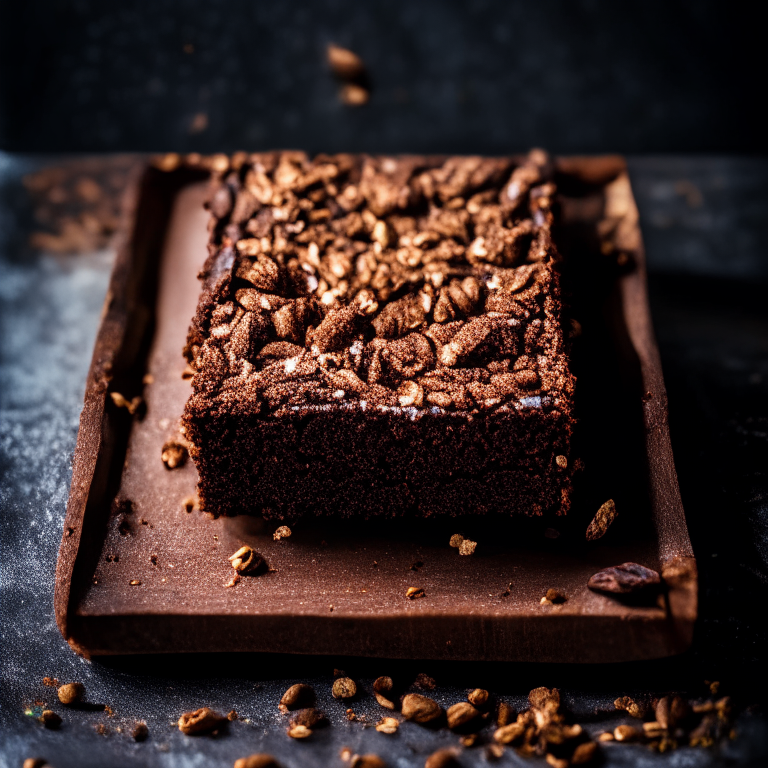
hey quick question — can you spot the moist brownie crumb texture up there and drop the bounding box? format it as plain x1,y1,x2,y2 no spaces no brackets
182,150,575,519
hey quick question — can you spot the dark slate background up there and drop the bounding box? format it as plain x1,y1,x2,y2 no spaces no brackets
2,1,768,766
0,0,765,155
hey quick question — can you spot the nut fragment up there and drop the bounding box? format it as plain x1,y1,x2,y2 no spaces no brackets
340,84,369,106
655,695,689,729
571,741,598,764
273,525,292,540
458,539,477,556
494,722,525,744
613,724,642,742
287,724,312,739
40,710,62,729
228,546,266,575
555,454,568,469
290,708,326,730
327,44,366,81
332,677,357,700
614,696,646,719
588,562,661,595
375,717,399,734
110,391,142,415
541,588,567,605
446,701,480,730
406,587,425,600
373,676,396,709
279,683,315,712
401,693,442,724
586,499,618,541
449,534,464,548
161,440,188,470
425,749,460,768
496,701,515,726
132,722,149,741
57,682,85,706
178,707,226,735
468,689,489,707
233,755,281,768
414,673,436,690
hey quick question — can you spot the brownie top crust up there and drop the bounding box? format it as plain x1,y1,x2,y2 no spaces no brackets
184,150,574,419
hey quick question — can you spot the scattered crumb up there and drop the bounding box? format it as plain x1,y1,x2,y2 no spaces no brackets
555,455,568,468
161,440,188,470
142,373,154,385
586,499,618,541
110,392,142,415
182,364,196,380
287,724,312,739
40,710,61,729
375,717,399,734
132,722,148,741
458,539,477,556
129,579,142,586
340,84,369,106
449,534,464,548
225,573,241,589
541,588,567,605
406,587,425,600
182,496,196,513
42,677,59,688
273,525,291,540
327,43,366,80
57,682,84,706
415,673,436,690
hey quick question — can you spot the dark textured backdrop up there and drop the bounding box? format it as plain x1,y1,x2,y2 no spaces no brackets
0,0,765,154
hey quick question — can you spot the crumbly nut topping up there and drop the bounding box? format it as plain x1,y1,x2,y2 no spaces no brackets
185,151,574,417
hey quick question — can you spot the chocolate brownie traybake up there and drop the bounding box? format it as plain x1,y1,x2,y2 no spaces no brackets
182,149,575,519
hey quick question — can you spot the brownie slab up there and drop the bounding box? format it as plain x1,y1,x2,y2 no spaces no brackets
182,150,575,519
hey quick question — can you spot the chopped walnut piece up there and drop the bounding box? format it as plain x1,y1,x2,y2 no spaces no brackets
446,701,480,730
161,440,188,470
228,546,266,575
586,498,618,541
468,689,489,707
425,749,460,768
401,693,442,723
541,588,567,605
178,707,226,735
273,525,292,540
279,684,315,712
287,724,312,739
332,678,357,699
110,392,142,415
40,710,62,729
613,724,642,742
340,84,369,106
57,682,85,706
458,539,477,556
375,717,399,734
327,44,366,81
614,696,647,719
